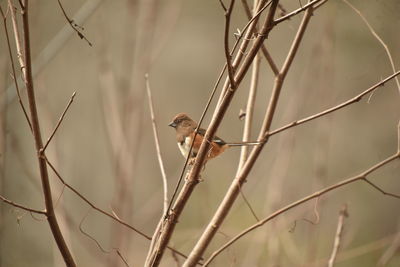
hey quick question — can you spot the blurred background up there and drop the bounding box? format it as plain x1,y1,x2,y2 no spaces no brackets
1,0,400,266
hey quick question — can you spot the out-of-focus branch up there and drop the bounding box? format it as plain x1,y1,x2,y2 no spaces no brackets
237,55,260,170
377,223,400,266
328,204,349,267
398,121,400,153
342,0,400,95
145,74,168,214
8,0,27,81
205,153,400,265
0,4,32,132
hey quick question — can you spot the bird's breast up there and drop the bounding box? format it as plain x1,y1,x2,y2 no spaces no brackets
177,137,191,158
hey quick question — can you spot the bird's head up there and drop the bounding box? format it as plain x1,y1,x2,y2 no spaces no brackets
168,113,197,132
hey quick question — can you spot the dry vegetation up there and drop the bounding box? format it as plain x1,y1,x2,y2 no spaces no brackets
1,0,400,266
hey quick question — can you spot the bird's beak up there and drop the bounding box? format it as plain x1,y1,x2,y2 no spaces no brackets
168,121,177,128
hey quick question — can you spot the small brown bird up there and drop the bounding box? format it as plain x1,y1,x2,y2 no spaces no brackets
168,113,259,161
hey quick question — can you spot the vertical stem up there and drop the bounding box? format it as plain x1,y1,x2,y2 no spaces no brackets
146,1,280,266
328,205,348,267
237,54,260,171
184,6,313,266
20,1,76,266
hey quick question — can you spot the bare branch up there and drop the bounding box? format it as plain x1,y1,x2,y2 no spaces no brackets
222,0,236,88
398,120,400,153
42,92,76,152
44,157,189,259
79,209,131,267
165,0,272,219
19,1,76,265
45,157,150,239
8,0,27,81
0,4,32,132
342,0,400,95
237,29,260,170
183,2,288,265
240,0,279,75
57,0,92,46
0,194,46,215
204,153,399,265
362,179,400,199
268,70,400,138
328,204,349,267
274,0,328,25
145,74,168,214
238,184,259,221
218,0,228,11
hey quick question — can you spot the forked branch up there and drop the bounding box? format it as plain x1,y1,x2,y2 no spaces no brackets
205,153,400,265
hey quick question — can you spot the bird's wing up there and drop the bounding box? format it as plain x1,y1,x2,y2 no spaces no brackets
197,128,227,146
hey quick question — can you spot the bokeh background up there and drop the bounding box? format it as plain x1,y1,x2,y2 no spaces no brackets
1,0,400,266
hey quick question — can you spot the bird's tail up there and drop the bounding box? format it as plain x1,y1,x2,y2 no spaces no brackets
226,141,261,147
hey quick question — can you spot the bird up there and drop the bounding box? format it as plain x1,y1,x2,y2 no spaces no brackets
168,113,260,161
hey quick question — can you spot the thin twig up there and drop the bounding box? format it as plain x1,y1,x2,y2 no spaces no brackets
274,0,327,25
145,74,168,214
221,0,236,88
240,0,279,75
79,209,131,267
238,184,259,221
42,92,76,152
362,179,400,199
0,5,32,132
268,70,400,138
57,0,92,46
216,0,271,106
0,194,46,215
342,0,400,95
328,204,349,267
302,197,321,225
45,157,150,239
79,209,110,253
204,153,400,265
44,157,188,259
6,0,102,105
